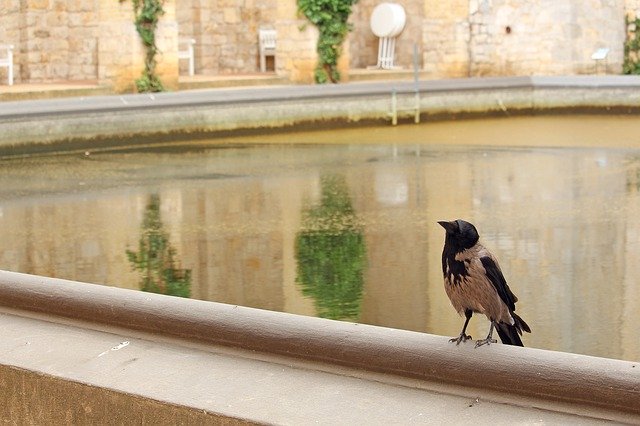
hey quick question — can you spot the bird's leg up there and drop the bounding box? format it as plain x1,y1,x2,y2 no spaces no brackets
450,309,473,345
475,322,498,348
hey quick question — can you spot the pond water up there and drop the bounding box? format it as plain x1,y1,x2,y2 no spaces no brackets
1,115,639,362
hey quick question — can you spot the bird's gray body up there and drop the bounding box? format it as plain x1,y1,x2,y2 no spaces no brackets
443,243,515,326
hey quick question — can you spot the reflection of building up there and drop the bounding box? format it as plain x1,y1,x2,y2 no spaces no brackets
0,141,638,361
0,191,143,289
351,160,433,332
0,1,634,90
622,159,640,362
177,180,287,311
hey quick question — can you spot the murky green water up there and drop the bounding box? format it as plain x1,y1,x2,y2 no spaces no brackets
1,115,639,361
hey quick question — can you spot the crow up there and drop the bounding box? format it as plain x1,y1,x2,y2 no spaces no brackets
437,219,531,347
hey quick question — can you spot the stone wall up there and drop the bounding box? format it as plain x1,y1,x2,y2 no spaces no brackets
0,1,20,84
468,0,625,76
422,0,627,78
176,0,278,75
0,0,636,88
423,0,470,77
628,0,640,16
0,0,99,84
96,1,142,92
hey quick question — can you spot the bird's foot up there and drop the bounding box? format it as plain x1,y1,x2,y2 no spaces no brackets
449,333,473,345
474,337,497,348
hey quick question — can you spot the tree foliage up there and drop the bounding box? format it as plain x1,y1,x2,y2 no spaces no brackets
295,175,366,320
624,17,640,74
297,0,358,83
127,194,191,298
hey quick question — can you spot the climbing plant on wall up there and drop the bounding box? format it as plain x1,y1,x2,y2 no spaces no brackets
120,0,166,92
624,17,640,75
297,0,358,83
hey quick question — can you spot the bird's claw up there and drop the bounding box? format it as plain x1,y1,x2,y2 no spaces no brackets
474,337,497,348
449,334,473,345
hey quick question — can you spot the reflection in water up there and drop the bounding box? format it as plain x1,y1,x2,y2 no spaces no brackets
1,116,640,362
295,175,366,320
126,194,192,298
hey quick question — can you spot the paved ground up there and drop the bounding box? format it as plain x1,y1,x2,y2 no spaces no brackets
0,70,425,102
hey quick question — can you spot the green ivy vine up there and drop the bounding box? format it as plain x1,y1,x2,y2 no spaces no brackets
624,17,640,75
120,0,166,92
298,0,358,83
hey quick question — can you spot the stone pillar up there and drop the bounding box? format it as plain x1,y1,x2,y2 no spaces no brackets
423,0,470,78
275,0,318,83
275,0,351,83
98,1,178,93
155,3,179,90
97,2,143,92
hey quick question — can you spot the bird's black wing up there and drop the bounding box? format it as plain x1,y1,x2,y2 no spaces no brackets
480,256,516,312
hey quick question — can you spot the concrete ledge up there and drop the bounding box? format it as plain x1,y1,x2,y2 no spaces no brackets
0,270,637,422
1,76,640,155
0,83,111,103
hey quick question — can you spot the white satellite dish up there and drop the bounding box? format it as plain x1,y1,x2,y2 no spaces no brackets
369,3,406,69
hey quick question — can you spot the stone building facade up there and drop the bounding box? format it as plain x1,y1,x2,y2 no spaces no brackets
0,0,636,91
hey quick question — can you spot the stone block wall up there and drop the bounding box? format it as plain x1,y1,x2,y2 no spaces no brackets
0,0,20,84
155,5,179,91
468,0,625,76
628,0,640,16
0,0,99,84
97,1,143,92
1,0,637,87
423,0,471,77
176,0,278,75
422,0,627,78
276,20,319,84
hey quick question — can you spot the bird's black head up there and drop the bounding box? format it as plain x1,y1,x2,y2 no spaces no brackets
438,219,480,251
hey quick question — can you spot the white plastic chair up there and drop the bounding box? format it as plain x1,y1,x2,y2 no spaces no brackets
259,29,276,72
0,44,14,86
591,48,609,75
178,38,196,76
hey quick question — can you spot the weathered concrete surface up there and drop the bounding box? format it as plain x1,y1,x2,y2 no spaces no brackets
0,310,628,425
0,271,637,424
1,76,640,156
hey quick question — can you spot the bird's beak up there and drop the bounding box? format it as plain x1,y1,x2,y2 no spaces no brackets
438,220,456,232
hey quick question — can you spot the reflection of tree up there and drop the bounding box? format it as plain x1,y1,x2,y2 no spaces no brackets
295,175,366,320
126,194,191,298
626,156,640,192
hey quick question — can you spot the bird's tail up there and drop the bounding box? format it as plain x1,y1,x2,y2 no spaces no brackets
497,313,531,347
